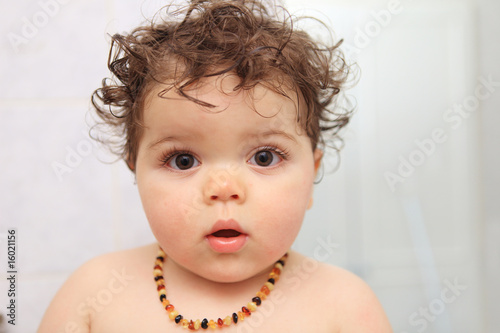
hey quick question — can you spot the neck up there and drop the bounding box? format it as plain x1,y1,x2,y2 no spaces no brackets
154,248,288,324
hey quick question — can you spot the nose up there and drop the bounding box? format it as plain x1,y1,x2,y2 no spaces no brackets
203,167,246,204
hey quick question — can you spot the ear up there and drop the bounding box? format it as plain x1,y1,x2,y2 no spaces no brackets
308,149,323,209
313,148,323,178
125,154,135,172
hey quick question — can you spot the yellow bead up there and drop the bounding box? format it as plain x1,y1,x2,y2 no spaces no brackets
208,320,217,329
169,310,179,320
264,281,274,291
223,316,232,326
247,302,257,312
154,268,162,276
194,319,201,329
161,299,170,307
275,262,284,271
238,311,245,321
181,319,189,328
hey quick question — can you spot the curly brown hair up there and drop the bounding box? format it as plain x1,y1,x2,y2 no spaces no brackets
91,0,352,171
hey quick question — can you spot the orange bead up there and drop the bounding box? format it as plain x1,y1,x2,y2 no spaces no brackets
269,272,279,282
181,319,189,328
272,267,281,275
256,291,267,300
161,299,170,307
208,320,217,329
188,320,195,330
166,304,175,312
238,311,245,321
260,285,270,296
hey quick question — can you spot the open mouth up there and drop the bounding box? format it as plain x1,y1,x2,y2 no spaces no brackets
206,224,247,253
211,229,242,238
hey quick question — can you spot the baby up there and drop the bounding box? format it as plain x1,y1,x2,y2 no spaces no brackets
39,0,392,332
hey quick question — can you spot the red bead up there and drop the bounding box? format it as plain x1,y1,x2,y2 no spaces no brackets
188,320,195,330
166,304,175,312
217,318,224,327
154,265,162,270
242,307,251,316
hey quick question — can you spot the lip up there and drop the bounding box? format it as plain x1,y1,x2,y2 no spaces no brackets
206,219,248,253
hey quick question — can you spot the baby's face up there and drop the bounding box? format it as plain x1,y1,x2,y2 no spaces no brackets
135,74,322,283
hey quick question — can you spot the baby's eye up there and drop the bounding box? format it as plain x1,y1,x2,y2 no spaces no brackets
249,149,284,167
166,153,200,170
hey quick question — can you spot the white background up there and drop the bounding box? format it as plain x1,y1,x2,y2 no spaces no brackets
0,0,498,332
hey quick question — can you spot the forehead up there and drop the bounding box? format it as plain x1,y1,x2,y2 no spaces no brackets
142,74,303,128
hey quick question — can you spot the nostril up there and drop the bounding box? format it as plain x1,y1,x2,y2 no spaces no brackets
209,194,239,201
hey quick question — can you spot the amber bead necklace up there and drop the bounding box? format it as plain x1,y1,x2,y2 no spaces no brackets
153,246,288,330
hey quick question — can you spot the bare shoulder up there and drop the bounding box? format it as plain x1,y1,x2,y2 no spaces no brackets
38,244,157,333
285,252,393,333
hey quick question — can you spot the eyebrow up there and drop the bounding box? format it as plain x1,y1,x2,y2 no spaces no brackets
147,129,298,150
147,136,182,150
250,129,298,144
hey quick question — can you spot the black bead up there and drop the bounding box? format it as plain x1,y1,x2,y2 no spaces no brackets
159,294,166,302
267,278,275,284
277,259,285,266
175,315,183,324
156,256,164,262
154,275,164,281
252,296,262,306
201,318,209,329
232,312,238,324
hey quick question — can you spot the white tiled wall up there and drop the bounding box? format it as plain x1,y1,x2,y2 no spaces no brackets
0,0,498,332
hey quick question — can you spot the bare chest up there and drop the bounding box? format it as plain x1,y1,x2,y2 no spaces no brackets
89,280,338,333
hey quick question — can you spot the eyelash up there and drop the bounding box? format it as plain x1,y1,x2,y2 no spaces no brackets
253,145,290,161
159,147,197,166
158,144,290,168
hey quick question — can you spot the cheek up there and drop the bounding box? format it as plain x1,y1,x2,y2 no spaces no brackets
138,177,197,235
256,172,314,241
